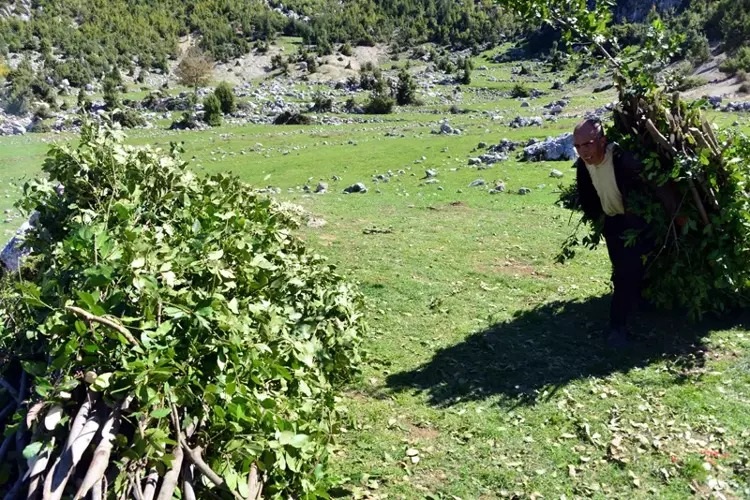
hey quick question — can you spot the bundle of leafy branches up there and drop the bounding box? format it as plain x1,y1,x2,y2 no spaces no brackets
0,122,366,498
512,1,750,318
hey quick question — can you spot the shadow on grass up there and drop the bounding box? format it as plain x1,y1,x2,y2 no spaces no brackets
386,295,748,407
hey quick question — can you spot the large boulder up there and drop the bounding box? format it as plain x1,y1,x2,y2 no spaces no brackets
522,133,578,162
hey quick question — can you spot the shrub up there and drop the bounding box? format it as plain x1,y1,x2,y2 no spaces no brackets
510,83,531,98
340,43,353,56
364,92,394,114
27,120,51,133
0,121,365,498
213,81,236,114
720,47,750,75
273,111,313,124
113,108,147,128
202,93,222,126
311,92,333,112
674,75,707,92
4,91,32,116
395,69,419,105
739,83,750,94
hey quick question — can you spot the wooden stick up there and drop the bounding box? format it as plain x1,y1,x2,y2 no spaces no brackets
248,463,263,500
65,306,140,346
155,446,183,500
73,407,121,499
687,179,710,226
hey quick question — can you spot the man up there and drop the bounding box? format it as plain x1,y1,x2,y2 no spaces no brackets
573,118,678,347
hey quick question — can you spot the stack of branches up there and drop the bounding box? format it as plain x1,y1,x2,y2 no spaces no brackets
0,121,366,498
561,80,750,317
0,362,262,500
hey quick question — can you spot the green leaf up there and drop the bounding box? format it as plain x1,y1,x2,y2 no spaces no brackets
131,257,145,269
208,249,224,261
22,442,43,460
150,408,171,419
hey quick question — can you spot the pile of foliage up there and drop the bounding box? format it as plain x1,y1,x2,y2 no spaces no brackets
0,121,366,498
513,1,750,318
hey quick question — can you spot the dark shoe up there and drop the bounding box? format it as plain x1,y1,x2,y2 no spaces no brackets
606,327,631,349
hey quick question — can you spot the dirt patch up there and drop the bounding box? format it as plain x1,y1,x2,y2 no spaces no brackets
407,422,440,441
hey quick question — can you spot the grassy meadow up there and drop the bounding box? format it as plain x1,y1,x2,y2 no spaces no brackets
2,53,750,499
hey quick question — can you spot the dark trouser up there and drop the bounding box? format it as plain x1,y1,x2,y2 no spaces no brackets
603,214,653,329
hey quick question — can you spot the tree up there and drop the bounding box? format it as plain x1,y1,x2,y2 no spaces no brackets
213,81,236,114
395,68,418,105
175,47,213,96
202,93,222,126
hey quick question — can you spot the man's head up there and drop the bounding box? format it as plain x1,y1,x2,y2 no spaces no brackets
573,118,607,165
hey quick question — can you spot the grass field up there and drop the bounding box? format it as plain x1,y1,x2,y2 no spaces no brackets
2,55,750,498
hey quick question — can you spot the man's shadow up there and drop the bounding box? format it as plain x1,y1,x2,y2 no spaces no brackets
386,295,748,407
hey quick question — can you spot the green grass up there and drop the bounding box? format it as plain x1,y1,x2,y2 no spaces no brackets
3,56,750,498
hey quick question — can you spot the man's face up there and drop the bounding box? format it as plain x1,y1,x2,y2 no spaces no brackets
573,125,607,165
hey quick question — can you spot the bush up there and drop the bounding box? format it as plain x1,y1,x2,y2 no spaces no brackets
739,83,750,94
720,47,750,75
364,92,394,114
202,94,222,126
510,83,531,98
674,75,707,92
113,108,147,128
340,43,353,56
311,92,333,112
0,121,366,498
395,69,419,105
4,91,32,116
27,120,51,133
213,81,236,114
273,111,313,125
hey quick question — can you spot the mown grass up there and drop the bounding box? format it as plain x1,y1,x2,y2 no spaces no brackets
2,54,750,498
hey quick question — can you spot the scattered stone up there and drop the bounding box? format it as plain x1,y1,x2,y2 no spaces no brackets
518,187,532,195
509,116,543,128
593,83,614,93
489,180,506,194
549,169,564,178
424,169,437,178
469,179,486,187
522,133,577,162
315,182,328,193
477,141,488,149
343,182,367,194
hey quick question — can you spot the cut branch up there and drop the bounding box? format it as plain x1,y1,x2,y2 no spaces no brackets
73,406,121,499
65,306,140,346
43,390,102,500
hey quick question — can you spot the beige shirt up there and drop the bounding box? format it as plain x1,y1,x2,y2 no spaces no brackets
585,144,624,216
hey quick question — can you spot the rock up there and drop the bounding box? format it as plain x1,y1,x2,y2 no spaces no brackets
468,157,483,166
477,141,487,149
343,182,367,194
593,83,614,93
522,133,577,162
469,179,486,187
509,116,543,128
520,100,530,108
490,180,506,194
549,169,564,178
1,212,40,271
518,187,532,195
424,169,437,178
315,182,328,193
